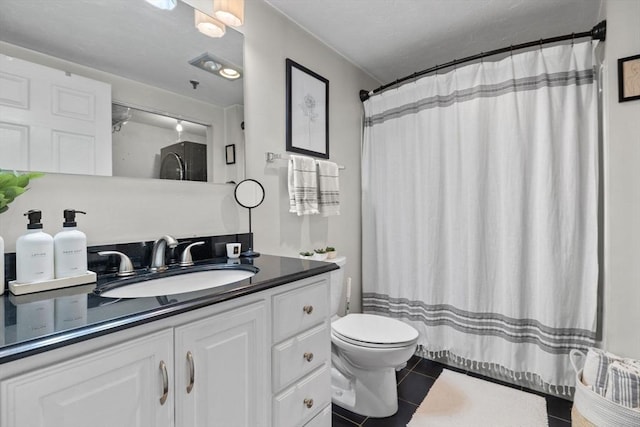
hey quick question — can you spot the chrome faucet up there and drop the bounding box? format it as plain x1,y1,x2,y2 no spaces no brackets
150,235,179,272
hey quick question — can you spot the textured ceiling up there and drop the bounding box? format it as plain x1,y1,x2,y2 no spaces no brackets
265,0,603,86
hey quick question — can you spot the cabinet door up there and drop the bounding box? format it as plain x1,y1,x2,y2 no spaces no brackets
175,301,268,427
0,329,174,427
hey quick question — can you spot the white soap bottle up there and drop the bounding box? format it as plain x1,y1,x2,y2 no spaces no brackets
54,209,87,279
16,210,54,284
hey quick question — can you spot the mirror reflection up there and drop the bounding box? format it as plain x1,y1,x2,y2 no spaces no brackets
111,104,210,181
0,0,244,184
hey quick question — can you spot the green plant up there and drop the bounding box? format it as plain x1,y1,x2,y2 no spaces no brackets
325,246,335,252
0,170,44,214
314,248,327,254
299,251,314,257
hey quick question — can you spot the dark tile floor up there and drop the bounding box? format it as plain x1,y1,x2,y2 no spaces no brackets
332,355,572,426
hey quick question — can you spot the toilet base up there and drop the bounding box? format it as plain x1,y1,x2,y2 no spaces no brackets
331,365,399,418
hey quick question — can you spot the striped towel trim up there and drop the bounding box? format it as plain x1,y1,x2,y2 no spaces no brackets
316,159,340,216
288,155,319,215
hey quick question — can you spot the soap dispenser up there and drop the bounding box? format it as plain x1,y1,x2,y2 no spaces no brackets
16,210,54,283
54,209,87,278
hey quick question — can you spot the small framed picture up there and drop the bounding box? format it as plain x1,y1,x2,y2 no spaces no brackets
618,54,640,102
286,58,329,159
225,144,236,165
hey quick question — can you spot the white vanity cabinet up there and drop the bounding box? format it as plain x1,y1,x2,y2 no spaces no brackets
0,329,175,427
174,301,267,427
0,272,332,427
272,279,332,427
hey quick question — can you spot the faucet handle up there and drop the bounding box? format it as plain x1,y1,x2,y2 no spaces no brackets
179,241,205,267
98,251,135,277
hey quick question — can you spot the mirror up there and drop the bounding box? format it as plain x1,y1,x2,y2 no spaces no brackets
111,104,211,181
234,179,265,257
234,179,266,209
0,0,244,184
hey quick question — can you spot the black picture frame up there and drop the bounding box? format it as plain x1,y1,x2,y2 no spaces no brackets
618,54,640,102
225,144,236,165
285,58,329,159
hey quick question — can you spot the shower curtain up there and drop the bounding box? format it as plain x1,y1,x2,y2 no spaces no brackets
362,41,598,393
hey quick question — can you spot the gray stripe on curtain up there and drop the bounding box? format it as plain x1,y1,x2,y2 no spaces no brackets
364,69,594,127
363,293,596,354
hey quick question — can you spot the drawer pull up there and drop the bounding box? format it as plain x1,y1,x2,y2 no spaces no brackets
186,351,195,394
303,352,314,362
303,398,314,409
159,360,169,405
303,305,314,315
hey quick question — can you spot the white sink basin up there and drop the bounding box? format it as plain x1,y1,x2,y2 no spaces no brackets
100,268,256,298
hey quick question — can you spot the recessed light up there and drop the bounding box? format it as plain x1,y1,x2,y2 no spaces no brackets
189,53,242,80
204,60,222,71
219,68,240,80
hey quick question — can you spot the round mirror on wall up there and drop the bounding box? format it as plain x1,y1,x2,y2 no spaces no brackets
234,179,265,257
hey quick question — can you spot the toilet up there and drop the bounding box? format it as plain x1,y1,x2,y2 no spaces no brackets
329,257,419,417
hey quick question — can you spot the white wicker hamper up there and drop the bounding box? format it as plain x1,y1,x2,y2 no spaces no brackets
570,349,640,427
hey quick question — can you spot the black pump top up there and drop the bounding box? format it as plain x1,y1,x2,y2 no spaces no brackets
63,209,86,227
24,209,43,229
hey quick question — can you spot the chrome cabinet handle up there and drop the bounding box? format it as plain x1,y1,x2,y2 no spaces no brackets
159,360,169,405
303,352,314,362
303,305,314,315
186,351,195,393
303,398,314,409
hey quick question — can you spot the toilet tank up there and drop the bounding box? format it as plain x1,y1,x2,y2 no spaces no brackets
330,256,346,317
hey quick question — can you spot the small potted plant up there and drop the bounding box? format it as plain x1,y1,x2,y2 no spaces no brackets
325,246,337,259
313,248,328,261
299,251,314,259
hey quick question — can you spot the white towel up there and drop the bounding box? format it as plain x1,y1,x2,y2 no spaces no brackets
316,159,340,216
288,155,319,215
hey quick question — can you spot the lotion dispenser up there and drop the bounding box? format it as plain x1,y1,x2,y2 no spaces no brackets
54,209,87,278
16,210,54,283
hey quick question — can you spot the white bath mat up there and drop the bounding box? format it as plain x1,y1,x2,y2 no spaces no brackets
407,369,548,427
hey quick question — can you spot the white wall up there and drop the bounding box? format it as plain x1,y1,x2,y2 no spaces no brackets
602,0,640,358
242,0,378,313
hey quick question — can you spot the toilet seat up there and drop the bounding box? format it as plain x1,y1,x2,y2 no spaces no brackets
332,314,418,348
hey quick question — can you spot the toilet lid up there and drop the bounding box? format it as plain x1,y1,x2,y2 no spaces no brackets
332,314,418,346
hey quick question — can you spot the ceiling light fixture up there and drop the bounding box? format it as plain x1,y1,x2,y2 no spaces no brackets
175,120,183,132
219,67,240,80
189,52,242,80
144,0,177,10
204,60,222,72
213,0,244,27
194,10,226,38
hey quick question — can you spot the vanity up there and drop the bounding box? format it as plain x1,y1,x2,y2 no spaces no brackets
0,252,338,427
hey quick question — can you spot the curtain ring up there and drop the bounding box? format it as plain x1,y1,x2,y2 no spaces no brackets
480,52,484,64
435,65,438,76
539,39,543,50
509,45,513,58
571,32,575,46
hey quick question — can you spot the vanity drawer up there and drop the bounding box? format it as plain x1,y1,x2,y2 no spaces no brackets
273,280,329,343
273,363,331,427
304,404,331,427
272,322,330,391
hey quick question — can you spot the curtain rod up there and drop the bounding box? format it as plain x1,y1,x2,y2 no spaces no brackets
359,20,606,102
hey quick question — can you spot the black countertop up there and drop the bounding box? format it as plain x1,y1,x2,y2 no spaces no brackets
0,254,338,364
